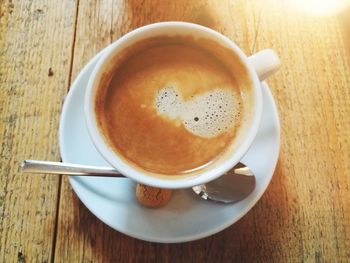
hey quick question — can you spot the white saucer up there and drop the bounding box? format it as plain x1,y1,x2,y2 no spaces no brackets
59,51,280,243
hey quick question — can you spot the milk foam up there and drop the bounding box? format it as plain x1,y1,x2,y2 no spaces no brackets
155,84,182,120
155,86,240,138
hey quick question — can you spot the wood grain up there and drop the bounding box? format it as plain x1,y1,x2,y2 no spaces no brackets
0,0,349,262
0,0,77,262
254,2,350,261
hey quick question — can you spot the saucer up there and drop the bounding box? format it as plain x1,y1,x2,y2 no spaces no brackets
59,50,280,243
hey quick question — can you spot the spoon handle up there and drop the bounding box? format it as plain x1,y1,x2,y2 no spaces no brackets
21,160,124,177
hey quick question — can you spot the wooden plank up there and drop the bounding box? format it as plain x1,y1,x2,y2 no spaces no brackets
0,0,77,262
250,1,350,261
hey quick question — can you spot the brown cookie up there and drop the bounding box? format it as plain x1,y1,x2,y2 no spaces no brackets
135,183,173,208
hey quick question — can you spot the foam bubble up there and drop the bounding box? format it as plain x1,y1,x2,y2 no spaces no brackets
155,86,240,138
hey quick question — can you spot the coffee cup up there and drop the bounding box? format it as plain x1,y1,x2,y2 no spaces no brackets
84,22,280,189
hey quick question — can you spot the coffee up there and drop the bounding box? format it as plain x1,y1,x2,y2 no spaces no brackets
95,36,253,175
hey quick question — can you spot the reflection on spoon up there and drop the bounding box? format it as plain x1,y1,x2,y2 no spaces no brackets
20,160,255,204
192,162,255,203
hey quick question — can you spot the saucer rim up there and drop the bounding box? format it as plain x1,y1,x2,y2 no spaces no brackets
59,49,280,243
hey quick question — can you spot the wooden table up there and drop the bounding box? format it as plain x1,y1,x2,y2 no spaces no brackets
1,0,349,262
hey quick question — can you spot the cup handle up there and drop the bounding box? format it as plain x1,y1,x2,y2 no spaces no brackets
248,49,281,81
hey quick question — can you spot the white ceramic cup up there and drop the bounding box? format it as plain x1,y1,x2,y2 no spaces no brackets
85,22,280,189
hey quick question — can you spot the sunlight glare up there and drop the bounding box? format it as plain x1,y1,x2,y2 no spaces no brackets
290,0,350,16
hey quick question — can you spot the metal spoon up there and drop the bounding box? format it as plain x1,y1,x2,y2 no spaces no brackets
192,162,255,203
21,160,256,204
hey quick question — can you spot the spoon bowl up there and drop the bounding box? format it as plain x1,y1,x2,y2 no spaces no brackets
192,162,255,203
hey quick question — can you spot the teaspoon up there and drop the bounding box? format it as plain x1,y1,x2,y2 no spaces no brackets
21,160,256,204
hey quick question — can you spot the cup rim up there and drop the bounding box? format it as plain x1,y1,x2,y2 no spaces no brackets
84,21,263,189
